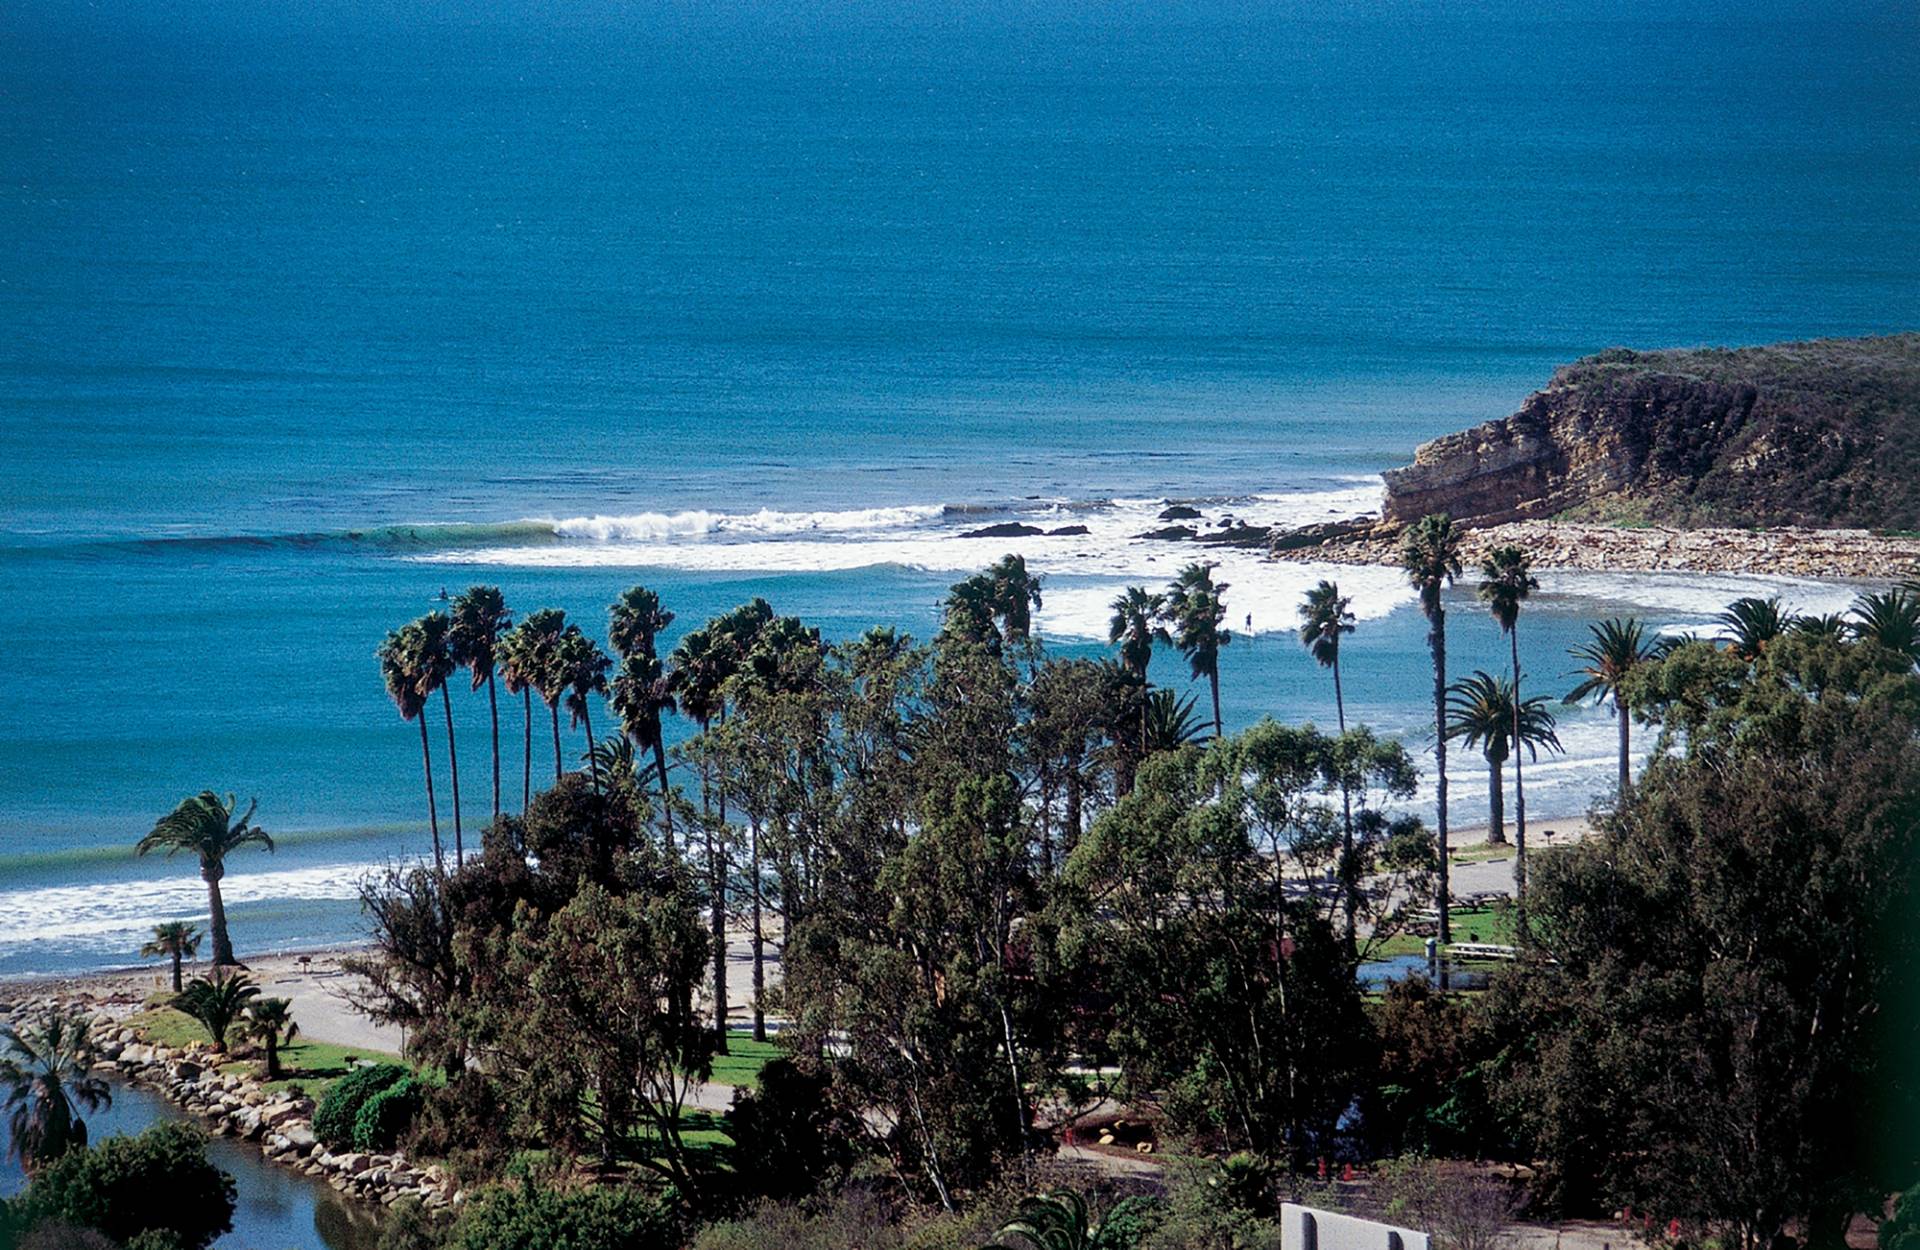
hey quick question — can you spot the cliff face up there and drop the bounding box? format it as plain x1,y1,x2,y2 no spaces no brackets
1380,334,1920,531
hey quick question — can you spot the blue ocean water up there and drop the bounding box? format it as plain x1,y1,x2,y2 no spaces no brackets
1,0,1915,976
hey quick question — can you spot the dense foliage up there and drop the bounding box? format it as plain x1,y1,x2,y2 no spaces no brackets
2,1122,235,1250
314,1063,410,1150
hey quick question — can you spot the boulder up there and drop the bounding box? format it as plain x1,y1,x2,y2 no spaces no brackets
958,521,1044,539
1158,505,1203,521
1046,525,1090,536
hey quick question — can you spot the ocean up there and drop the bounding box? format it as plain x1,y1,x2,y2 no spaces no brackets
1,0,1915,977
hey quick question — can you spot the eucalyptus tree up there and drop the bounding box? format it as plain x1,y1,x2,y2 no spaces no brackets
1566,617,1655,794
449,585,511,826
378,619,444,870
1445,671,1562,848
1,1007,110,1171
137,792,273,967
141,921,202,993
1478,546,1539,890
1297,579,1356,729
1164,563,1231,737
1850,587,1920,667
1399,513,1463,943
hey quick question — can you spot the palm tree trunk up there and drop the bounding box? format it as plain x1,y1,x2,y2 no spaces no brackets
550,701,564,781
652,730,674,852
1431,608,1451,947
1486,754,1505,846
710,822,729,1053
1210,668,1223,739
581,703,598,784
1617,698,1631,795
203,861,236,967
1334,654,1357,950
440,684,463,867
522,687,533,810
487,671,501,823
171,950,183,994
1510,629,1527,898
417,714,445,876
750,814,766,1043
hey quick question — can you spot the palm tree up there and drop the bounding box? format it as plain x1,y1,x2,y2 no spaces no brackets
502,608,568,796
137,792,273,967
1140,688,1207,754
1850,587,1920,667
558,628,612,782
0,1007,110,1171
413,612,465,865
243,997,298,1080
1164,563,1231,737
987,553,1044,644
450,586,512,829
1566,617,1655,795
517,609,572,782
1445,671,1562,846
1792,613,1850,643
1716,596,1788,659
1477,546,1539,892
175,971,260,1053
669,623,733,1050
378,620,444,872
611,651,677,846
1108,586,1168,682
1400,513,1463,943
141,921,202,993
609,585,676,663
1297,579,1356,729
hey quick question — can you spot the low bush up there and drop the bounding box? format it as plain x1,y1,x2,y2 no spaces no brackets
314,1062,409,1149
438,1179,685,1250
405,1073,514,1184
354,1075,426,1152
9,1122,235,1250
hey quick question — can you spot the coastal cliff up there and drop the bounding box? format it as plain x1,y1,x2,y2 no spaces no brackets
1379,334,1920,530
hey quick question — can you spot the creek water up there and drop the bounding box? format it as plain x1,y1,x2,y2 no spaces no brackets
0,1080,382,1250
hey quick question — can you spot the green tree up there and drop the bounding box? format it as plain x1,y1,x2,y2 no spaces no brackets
669,623,737,1047
242,997,297,1080
608,584,675,665
1399,513,1462,943
1716,595,1788,659
379,620,446,872
0,1007,110,1171
137,792,272,967
556,627,611,783
516,608,573,783
450,585,512,831
1477,546,1538,894
1140,688,1206,754
12,1122,234,1250
411,612,466,862
1297,579,1355,730
1565,617,1655,795
611,649,677,845
1107,586,1168,684
1163,563,1232,737
498,610,562,806
1851,586,1920,667
174,972,260,1053
140,921,201,994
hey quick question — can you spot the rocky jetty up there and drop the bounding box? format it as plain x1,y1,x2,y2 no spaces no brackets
1380,334,1920,531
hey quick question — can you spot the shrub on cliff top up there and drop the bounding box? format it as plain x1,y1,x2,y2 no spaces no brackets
314,1062,409,1149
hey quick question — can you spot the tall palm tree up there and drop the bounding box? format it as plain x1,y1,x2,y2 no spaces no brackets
1399,513,1462,943
1477,546,1539,891
557,628,611,782
497,617,538,812
1164,563,1231,737
137,792,273,967
1566,617,1655,795
0,1007,110,1172
506,608,570,790
175,971,260,1053
1108,586,1168,682
1298,578,1358,947
987,553,1044,644
413,612,464,865
450,585,512,829
670,623,732,1050
141,921,202,993
1297,579,1356,730
609,585,676,663
243,997,298,1080
1850,587,1920,667
1716,596,1788,660
378,620,443,872
1445,671,1562,847
611,650,677,845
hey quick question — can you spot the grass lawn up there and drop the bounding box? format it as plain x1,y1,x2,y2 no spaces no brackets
1368,903,1518,959
122,1006,405,1100
1448,840,1516,865
707,1030,779,1089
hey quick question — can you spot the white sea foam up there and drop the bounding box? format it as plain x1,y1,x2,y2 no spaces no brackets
0,863,376,955
546,504,947,542
1541,570,1867,631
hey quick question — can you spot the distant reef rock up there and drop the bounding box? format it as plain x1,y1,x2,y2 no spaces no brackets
960,522,1046,539
1380,333,1920,531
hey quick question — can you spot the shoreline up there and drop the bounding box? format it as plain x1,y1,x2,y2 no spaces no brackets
1263,518,1920,581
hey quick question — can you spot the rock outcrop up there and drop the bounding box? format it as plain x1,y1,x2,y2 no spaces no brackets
1380,334,1920,530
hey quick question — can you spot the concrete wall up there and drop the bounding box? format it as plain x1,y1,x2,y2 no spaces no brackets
1281,1203,1432,1250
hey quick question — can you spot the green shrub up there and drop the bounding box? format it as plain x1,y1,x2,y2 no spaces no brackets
440,1180,683,1250
314,1062,409,1149
14,1122,235,1250
354,1075,426,1152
